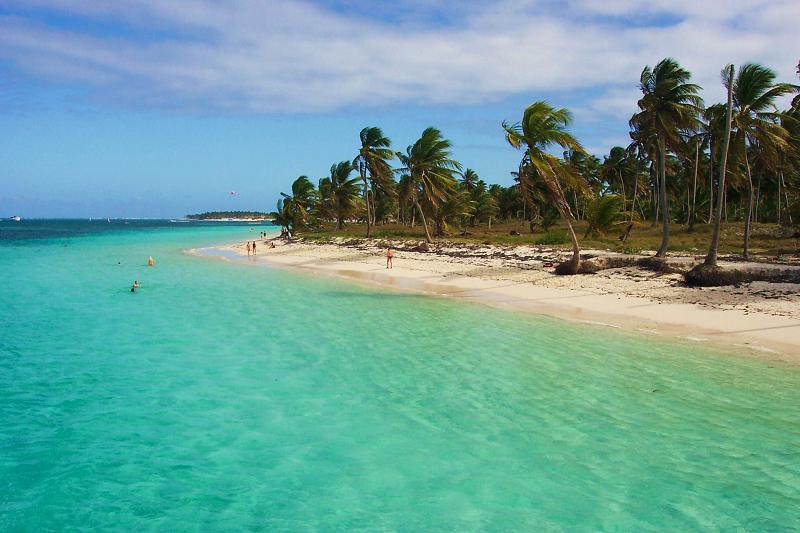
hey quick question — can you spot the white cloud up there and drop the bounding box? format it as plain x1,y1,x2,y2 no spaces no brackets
0,0,797,114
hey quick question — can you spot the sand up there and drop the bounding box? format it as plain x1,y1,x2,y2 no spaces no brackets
194,238,800,361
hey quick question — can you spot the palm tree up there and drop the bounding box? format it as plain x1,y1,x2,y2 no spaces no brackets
273,198,293,232
703,65,736,268
320,161,362,230
395,127,462,243
474,181,499,228
460,168,480,193
503,101,586,273
459,169,482,226
633,58,703,257
729,63,795,259
602,146,629,204
627,122,657,223
584,194,626,238
354,127,394,237
279,176,318,229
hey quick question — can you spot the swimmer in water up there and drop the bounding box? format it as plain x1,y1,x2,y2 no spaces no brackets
133,280,140,288
147,256,155,266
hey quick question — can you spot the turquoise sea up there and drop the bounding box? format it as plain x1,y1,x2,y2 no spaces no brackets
1,220,799,531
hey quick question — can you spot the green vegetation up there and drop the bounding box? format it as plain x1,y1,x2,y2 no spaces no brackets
273,58,800,275
186,211,272,220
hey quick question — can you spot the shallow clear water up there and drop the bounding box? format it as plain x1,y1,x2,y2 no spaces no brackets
2,220,799,531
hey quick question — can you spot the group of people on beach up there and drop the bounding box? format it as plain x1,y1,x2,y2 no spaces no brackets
246,241,258,256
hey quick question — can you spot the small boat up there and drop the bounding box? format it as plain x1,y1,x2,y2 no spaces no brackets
9,215,21,222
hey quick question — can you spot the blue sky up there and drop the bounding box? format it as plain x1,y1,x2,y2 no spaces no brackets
1,0,798,218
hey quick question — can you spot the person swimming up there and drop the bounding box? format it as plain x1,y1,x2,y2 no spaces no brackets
147,256,155,266
133,280,140,288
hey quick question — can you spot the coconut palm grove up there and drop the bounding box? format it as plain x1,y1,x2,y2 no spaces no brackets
274,59,800,282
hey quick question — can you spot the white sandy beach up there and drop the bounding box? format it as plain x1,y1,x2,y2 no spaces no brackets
198,238,800,360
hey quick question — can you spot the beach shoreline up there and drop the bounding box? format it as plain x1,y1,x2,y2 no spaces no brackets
189,238,800,362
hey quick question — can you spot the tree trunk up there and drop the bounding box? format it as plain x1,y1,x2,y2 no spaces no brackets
755,175,761,223
360,162,372,238
542,161,580,270
708,141,715,223
688,139,699,231
630,173,638,222
705,65,734,267
782,173,793,225
414,199,433,243
573,190,579,221
742,137,754,260
724,186,728,223
651,164,659,227
655,138,669,257
619,169,626,212
777,172,782,225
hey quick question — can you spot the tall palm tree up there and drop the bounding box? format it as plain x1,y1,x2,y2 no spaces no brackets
395,127,462,243
633,58,703,257
279,176,318,229
729,63,795,259
320,161,362,230
354,127,394,237
703,65,736,268
503,101,586,273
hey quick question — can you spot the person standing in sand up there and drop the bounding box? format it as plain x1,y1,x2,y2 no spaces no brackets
252,241,257,255
246,242,252,256
386,248,393,269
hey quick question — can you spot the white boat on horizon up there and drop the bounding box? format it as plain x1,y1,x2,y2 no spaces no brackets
9,215,21,221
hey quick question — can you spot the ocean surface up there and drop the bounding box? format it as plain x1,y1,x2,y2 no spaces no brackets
1,219,799,531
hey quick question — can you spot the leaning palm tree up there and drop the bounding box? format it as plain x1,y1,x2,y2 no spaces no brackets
729,63,796,259
320,161,362,230
395,127,462,243
503,101,587,274
633,58,704,257
353,127,394,237
279,175,318,229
